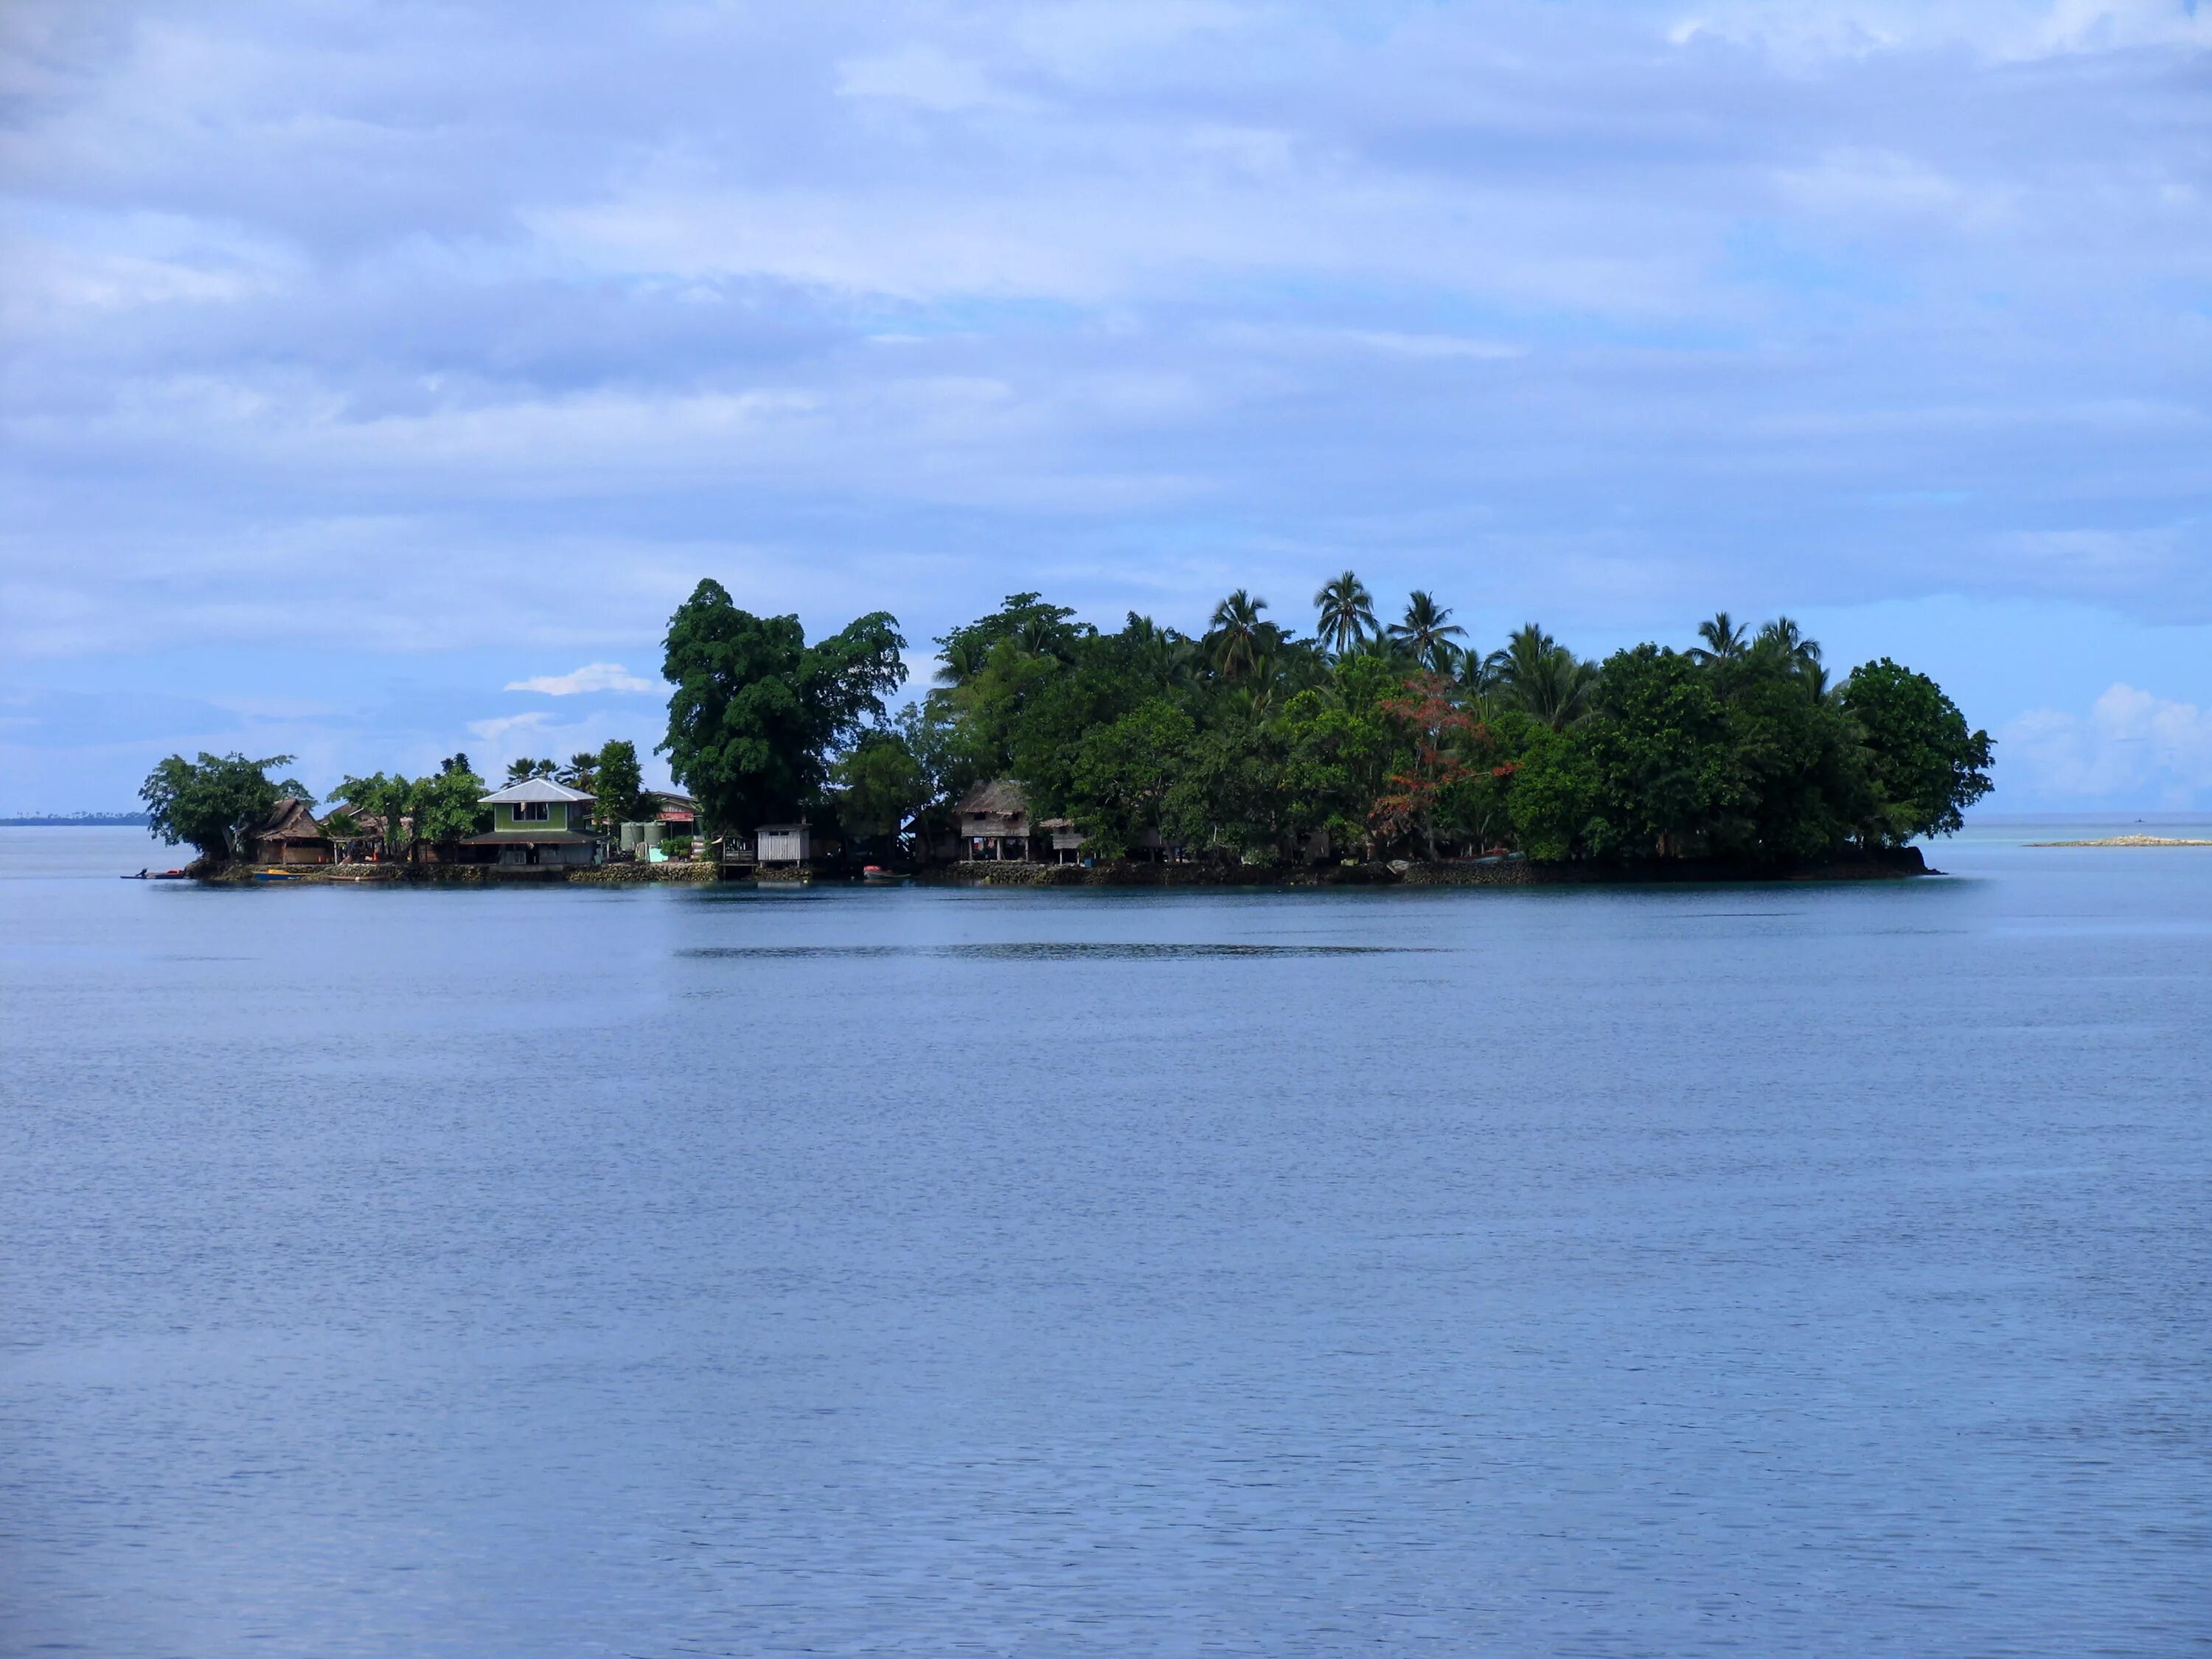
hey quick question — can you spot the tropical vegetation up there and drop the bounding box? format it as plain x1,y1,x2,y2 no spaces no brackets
653,578,1993,869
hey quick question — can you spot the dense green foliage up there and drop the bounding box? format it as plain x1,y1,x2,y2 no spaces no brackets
335,755,492,855
140,751,310,861
814,587,1992,866
588,740,648,830
658,578,906,833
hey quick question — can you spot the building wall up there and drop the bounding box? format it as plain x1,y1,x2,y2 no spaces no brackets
492,801,583,835
758,830,810,863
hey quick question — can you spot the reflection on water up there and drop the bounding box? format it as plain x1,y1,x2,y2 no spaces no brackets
3,826,2210,1657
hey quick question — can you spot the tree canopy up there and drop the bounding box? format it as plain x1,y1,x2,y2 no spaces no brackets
832,581,1993,869
658,578,906,832
140,752,310,862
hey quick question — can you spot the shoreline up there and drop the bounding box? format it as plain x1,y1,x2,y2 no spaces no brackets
178,846,1933,888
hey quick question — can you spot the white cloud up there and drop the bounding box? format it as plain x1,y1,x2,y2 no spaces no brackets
2002,684,2212,807
504,661,658,696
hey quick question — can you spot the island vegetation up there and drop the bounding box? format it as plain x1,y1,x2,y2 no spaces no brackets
657,575,1992,873
141,740,650,866
138,574,1992,878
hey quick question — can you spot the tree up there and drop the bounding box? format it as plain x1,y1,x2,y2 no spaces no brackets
1386,591,1467,673
833,728,931,843
1688,612,1750,667
557,751,599,792
1485,625,1595,729
335,771,417,860
592,740,647,830
1840,659,1994,843
505,757,557,784
410,765,490,846
1279,653,1410,858
1163,712,1292,861
140,752,307,863
1371,674,1483,858
658,578,905,832
1065,699,1198,857
1206,589,1270,681
935,593,1086,687
1312,571,1377,657
1753,617,1823,679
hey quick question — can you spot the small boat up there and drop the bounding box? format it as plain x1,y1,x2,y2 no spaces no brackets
861,864,901,883
125,869,190,880
251,868,305,882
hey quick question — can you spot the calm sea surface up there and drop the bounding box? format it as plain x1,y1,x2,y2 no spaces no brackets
4,824,2208,1656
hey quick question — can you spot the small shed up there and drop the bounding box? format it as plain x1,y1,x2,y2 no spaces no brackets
1039,817,1088,863
756,824,812,865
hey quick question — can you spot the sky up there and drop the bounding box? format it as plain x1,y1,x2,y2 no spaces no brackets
3,0,2209,813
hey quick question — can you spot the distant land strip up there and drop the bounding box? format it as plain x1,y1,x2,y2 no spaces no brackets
2028,835,2212,847
0,813,151,827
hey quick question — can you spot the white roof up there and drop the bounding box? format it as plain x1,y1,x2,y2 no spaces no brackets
480,777,596,804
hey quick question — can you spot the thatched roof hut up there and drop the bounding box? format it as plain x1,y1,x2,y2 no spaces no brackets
248,797,330,864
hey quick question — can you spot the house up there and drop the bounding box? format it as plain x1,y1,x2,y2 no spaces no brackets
755,823,811,866
462,777,600,866
956,778,1033,860
248,798,330,865
1038,817,1088,864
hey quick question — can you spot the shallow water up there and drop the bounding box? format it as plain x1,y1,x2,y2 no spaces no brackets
4,825,2208,1655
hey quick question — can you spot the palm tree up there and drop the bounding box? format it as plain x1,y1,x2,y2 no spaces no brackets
1689,612,1750,667
935,634,990,688
1207,589,1269,681
1387,591,1467,672
1754,616,1823,675
1484,624,1595,729
1312,570,1377,657
1122,612,1198,691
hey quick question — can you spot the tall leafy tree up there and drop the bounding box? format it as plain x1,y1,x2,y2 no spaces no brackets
1065,699,1198,857
1312,571,1377,657
410,765,491,845
658,579,905,832
505,757,557,783
832,729,931,844
140,752,308,863
335,771,417,860
592,740,647,829
1371,675,1484,858
1840,659,1994,843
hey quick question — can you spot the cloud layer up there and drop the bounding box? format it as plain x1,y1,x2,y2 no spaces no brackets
2,1,2208,804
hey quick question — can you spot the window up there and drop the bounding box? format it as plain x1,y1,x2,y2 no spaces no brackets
512,801,550,823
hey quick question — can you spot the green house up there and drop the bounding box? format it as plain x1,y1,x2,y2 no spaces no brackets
462,778,600,866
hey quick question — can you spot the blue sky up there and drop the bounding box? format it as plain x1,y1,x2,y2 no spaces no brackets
4,0,2209,812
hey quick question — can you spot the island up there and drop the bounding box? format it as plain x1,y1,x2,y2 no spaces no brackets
137,577,1994,886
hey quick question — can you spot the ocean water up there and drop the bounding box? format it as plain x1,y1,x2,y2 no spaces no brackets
3,824,2208,1656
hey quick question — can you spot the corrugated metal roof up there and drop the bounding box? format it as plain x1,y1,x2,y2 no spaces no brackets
479,778,596,804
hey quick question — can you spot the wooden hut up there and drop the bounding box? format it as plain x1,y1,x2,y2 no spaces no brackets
248,798,331,865
956,779,1034,860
